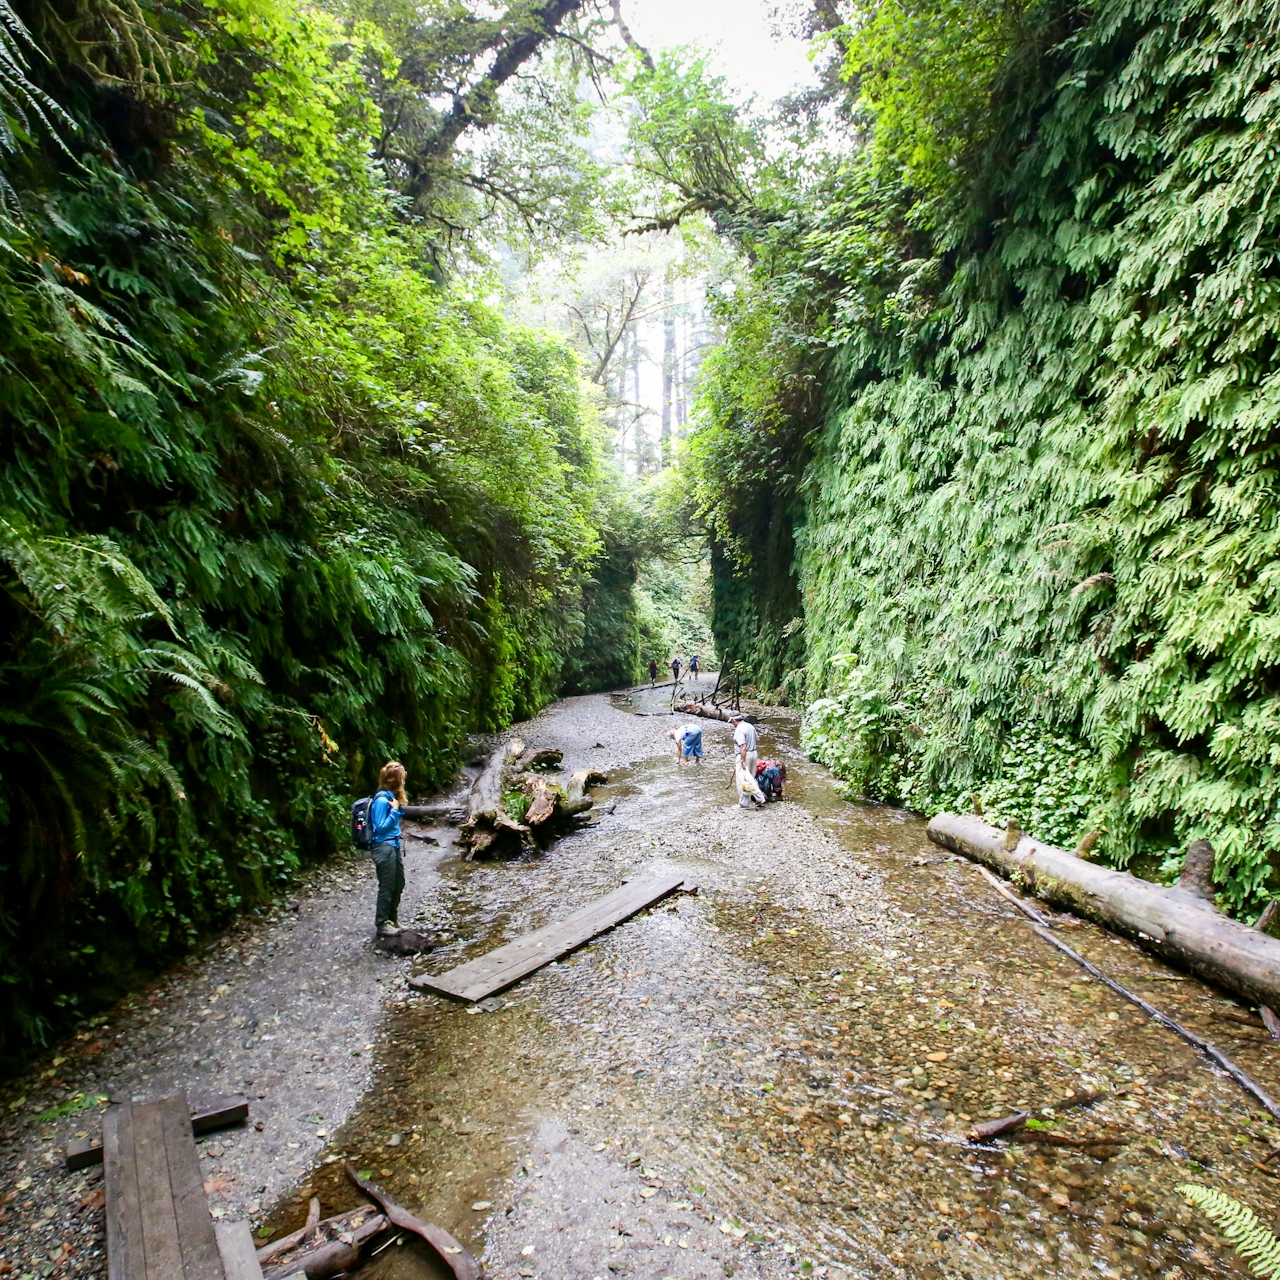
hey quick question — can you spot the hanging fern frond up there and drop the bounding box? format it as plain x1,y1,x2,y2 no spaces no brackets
0,0,72,155
1179,1185,1280,1278
0,0,73,235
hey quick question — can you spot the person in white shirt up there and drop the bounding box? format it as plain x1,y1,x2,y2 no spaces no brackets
730,714,763,808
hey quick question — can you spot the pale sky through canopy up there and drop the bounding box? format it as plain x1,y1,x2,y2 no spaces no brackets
625,0,819,102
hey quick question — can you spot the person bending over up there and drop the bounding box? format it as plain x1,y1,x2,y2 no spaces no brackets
369,761,408,936
669,723,703,767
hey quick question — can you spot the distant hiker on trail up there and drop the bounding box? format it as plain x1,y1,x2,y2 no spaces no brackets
669,722,703,767
648,658,659,686
671,655,682,682
730,714,764,808
689,654,700,680
369,761,407,936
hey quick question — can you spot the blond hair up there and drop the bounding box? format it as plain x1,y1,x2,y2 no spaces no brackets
377,760,407,806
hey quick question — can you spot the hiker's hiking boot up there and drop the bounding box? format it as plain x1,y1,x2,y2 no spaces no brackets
378,921,402,936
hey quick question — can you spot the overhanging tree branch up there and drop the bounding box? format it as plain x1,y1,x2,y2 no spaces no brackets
609,0,654,73
401,0,587,203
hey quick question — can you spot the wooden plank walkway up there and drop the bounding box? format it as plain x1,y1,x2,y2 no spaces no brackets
214,1222,264,1280
411,873,686,1002
105,1093,225,1280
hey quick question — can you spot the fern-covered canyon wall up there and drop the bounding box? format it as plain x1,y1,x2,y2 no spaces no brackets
0,0,682,1061
694,0,1280,912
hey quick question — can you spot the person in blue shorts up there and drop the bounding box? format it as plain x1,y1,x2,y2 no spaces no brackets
669,722,703,767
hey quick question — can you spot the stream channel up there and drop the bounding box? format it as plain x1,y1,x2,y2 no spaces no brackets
3,684,1277,1280
278,685,1278,1280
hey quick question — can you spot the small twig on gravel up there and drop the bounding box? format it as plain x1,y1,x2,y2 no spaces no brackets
1013,1130,1130,1152
1216,1009,1266,1028
968,1111,1029,1141
972,864,1280,1121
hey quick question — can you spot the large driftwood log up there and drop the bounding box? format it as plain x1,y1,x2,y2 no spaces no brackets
459,740,529,857
928,813,1280,1009
460,742,601,856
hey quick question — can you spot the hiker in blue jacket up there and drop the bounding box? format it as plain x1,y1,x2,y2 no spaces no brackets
369,761,407,936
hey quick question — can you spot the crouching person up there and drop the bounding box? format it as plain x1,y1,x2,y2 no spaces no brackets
756,759,786,801
370,761,407,936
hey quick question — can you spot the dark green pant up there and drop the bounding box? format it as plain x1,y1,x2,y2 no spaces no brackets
370,841,404,928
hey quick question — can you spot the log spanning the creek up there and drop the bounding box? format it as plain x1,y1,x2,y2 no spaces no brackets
675,701,756,725
927,813,1280,1009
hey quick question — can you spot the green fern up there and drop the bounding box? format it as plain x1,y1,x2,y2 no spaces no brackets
1180,1186,1280,1278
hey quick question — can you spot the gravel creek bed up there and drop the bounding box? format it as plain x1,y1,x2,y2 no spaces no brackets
2,684,1278,1279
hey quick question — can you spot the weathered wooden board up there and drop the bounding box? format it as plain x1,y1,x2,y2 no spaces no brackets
105,1093,224,1280
411,873,686,1002
215,1221,265,1280
70,1095,248,1171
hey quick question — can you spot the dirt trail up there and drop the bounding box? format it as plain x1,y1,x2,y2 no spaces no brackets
3,684,1279,1279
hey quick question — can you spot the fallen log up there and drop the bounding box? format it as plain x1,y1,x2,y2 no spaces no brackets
566,768,608,802
928,813,1280,1010
518,747,563,770
400,801,466,822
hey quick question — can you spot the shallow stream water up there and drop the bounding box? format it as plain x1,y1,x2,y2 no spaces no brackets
266,688,1279,1280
